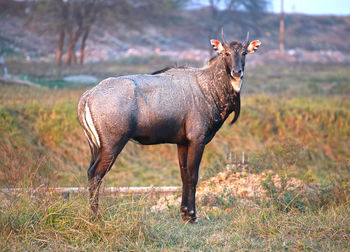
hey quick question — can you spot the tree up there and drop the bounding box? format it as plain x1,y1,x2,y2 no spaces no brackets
194,0,269,54
28,0,107,65
55,0,104,65
54,0,67,65
24,0,189,65
207,0,269,35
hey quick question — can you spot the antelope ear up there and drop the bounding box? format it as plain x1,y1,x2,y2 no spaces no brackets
210,39,225,54
247,40,261,53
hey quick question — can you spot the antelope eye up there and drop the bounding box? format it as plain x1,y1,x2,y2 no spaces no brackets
225,52,230,56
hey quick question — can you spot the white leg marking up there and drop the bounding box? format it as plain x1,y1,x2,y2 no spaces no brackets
85,102,101,147
82,110,96,147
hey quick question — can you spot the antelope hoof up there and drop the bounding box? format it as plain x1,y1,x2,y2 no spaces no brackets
91,203,99,214
182,216,199,225
189,217,199,225
180,208,198,224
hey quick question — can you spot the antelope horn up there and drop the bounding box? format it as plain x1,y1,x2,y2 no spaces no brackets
244,31,250,45
221,28,228,48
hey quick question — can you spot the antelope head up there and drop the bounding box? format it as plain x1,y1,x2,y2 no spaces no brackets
211,30,261,92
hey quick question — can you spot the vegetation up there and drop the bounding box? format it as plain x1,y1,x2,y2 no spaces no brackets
197,0,269,42
0,189,349,250
1,61,349,187
3,0,191,66
2,1,349,61
0,60,349,250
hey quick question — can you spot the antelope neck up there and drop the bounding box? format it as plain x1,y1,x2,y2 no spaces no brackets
197,55,238,120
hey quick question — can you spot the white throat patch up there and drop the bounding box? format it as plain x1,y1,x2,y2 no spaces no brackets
230,78,243,93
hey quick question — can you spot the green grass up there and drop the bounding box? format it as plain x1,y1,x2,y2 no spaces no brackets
245,62,350,96
4,55,198,81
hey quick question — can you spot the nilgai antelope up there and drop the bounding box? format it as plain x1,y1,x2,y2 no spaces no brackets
78,31,261,223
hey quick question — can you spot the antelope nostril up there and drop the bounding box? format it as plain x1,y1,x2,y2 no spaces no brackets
231,70,242,78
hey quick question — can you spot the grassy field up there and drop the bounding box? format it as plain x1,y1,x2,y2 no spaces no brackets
1,190,349,251
0,59,349,250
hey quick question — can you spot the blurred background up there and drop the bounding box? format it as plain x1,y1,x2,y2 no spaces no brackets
0,0,349,188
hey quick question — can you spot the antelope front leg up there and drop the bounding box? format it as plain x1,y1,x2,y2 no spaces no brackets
185,141,205,223
177,144,189,220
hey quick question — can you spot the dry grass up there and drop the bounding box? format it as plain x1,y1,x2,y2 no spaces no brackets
0,83,348,188
0,185,349,251
0,63,349,187
0,61,349,250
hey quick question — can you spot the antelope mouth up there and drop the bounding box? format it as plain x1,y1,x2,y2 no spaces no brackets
230,76,241,82
229,74,243,81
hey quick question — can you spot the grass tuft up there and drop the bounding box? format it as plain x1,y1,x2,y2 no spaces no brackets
0,186,349,250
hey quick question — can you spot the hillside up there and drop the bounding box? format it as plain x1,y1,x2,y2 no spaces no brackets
1,8,350,64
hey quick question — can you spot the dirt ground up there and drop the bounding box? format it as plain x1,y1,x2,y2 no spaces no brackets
151,169,316,212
